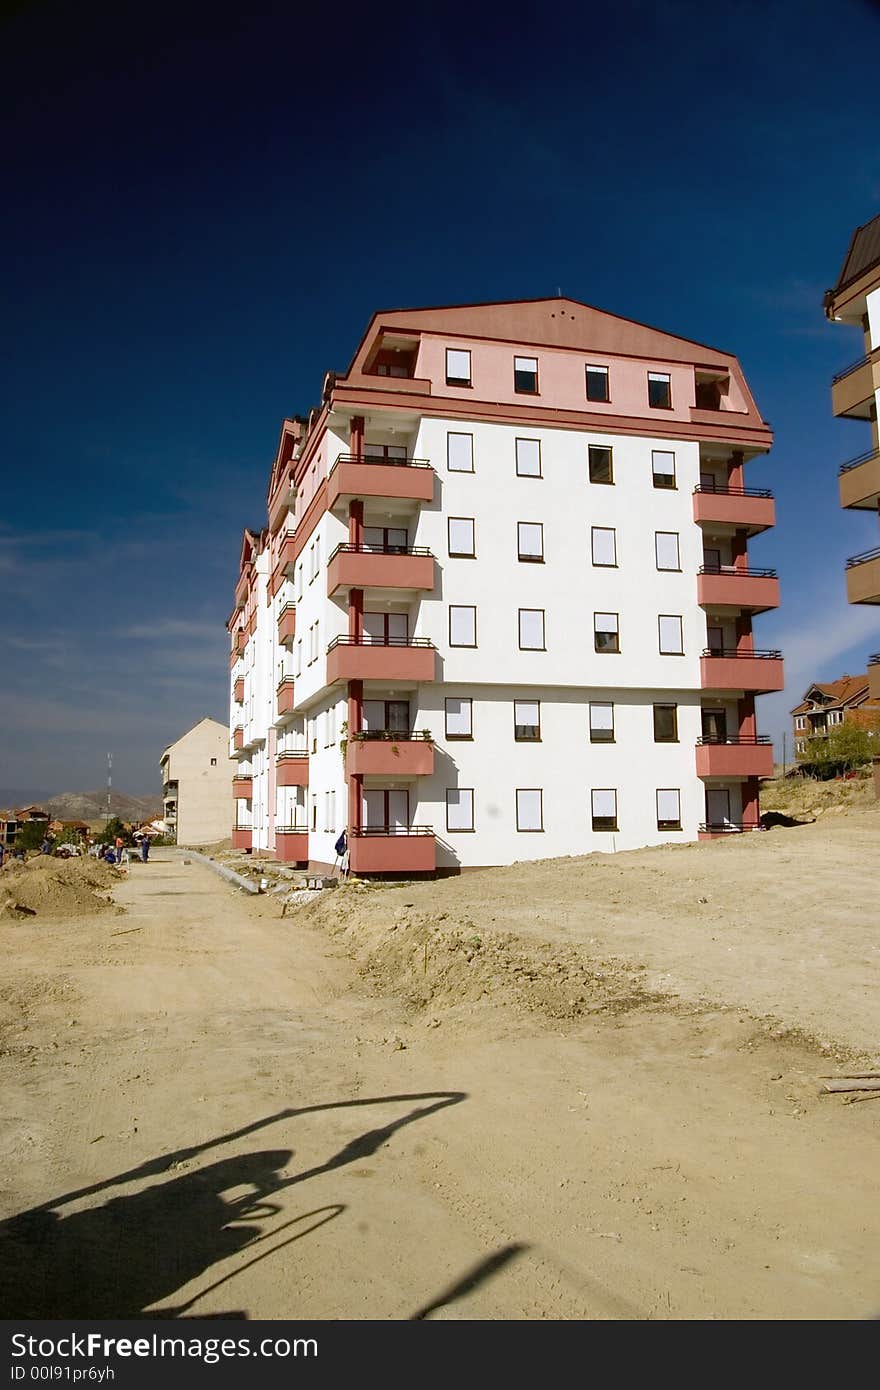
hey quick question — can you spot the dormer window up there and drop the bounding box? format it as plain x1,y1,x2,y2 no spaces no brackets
446,348,472,387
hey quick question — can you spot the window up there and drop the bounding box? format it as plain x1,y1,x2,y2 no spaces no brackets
363,443,408,462
655,531,680,571
516,437,541,477
656,789,682,831
594,612,619,653
363,611,408,644
364,525,408,552
446,788,474,832
514,700,540,741
591,789,618,832
514,355,539,393
449,605,477,647
447,432,474,473
586,364,610,402
795,715,806,731
702,547,721,572
589,702,614,742
658,615,684,655
517,521,544,562
591,526,617,567
652,450,676,489
648,372,672,409
210,757,217,766
653,704,678,742
311,794,317,830
448,517,475,558
588,444,613,484
445,697,473,739
518,608,546,650
446,348,472,387
516,789,543,832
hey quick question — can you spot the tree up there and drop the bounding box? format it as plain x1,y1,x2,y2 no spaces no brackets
99,816,131,846
802,724,875,779
14,819,50,852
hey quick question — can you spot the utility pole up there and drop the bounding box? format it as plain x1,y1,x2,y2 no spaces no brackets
107,752,112,822
782,732,786,778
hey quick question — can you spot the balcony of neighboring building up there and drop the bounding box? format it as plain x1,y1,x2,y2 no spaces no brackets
326,453,435,512
697,565,780,614
275,828,308,863
233,677,244,704
692,484,775,536
327,543,435,597
231,829,252,851
276,677,296,718
277,603,296,646
326,635,436,685
831,349,880,420
232,774,253,799
347,731,435,779
845,546,880,604
233,726,244,751
270,533,297,594
231,629,247,658
839,449,880,510
695,736,774,780
348,827,436,876
276,751,309,787
700,649,785,693
268,475,296,533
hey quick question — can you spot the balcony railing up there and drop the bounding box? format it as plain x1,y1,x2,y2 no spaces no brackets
845,545,880,569
693,483,773,498
327,635,434,650
698,564,777,579
331,453,431,471
698,822,762,834
351,826,435,837
832,351,876,385
696,735,772,745
329,543,433,559
839,448,879,475
702,648,783,660
869,653,880,665
351,730,433,741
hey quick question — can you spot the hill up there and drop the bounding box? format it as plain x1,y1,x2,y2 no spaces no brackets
44,789,163,822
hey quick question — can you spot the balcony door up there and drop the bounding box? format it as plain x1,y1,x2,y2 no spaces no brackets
363,700,410,733
701,709,728,743
363,611,408,644
363,526,408,553
364,443,408,463
706,624,724,655
706,788,731,827
702,547,722,572
363,788,410,831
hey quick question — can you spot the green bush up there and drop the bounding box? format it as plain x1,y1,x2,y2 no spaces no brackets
802,724,875,779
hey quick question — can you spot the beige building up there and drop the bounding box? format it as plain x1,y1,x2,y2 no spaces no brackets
160,717,234,845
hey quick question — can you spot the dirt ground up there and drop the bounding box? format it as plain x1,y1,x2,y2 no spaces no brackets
0,811,878,1321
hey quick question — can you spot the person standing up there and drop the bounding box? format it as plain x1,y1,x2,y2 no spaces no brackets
140,836,149,863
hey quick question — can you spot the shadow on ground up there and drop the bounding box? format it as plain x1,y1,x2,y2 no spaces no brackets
0,1091,466,1318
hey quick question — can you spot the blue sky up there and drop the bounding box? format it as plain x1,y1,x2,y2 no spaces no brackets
1,0,879,796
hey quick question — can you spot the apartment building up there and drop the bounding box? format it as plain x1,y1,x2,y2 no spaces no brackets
825,214,880,696
160,717,234,846
228,297,782,874
791,673,880,757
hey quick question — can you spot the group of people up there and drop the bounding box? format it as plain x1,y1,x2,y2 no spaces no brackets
95,835,151,867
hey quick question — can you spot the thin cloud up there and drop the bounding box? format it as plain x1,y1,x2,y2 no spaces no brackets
119,619,222,641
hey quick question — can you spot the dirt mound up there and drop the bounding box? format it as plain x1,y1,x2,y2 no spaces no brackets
297,883,663,1023
760,772,878,818
0,856,120,921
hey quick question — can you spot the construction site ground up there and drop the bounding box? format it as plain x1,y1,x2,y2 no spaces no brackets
1,797,878,1320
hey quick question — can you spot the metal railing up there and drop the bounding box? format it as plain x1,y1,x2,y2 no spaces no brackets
276,676,295,689
329,543,433,560
327,635,434,650
839,447,879,475
869,653,880,666
351,825,434,837
832,349,878,384
846,545,880,569
275,825,308,833
330,452,432,472
699,822,762,834
351,730,433,742
276,749,308,760
696,735,772,745
698,564,777,578
693,483,773,498
701,648,783,659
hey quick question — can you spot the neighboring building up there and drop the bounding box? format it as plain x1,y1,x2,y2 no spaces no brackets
229,297,782,874
159,717,235,846
0,811,18,847
791,673,880,758
825,215,880,665
16,806,50,827
48,819,90,842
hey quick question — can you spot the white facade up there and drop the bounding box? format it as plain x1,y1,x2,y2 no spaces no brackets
229,299,778,871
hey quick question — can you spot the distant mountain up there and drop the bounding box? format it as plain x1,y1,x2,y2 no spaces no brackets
0,788,163,822
0,788,51,810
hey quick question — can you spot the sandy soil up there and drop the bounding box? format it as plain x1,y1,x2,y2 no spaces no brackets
0,821,878,1321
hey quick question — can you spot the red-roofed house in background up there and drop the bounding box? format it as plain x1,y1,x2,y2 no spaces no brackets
791,673,880,781
0,811,19,847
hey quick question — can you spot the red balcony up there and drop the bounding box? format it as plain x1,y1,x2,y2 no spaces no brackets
700,649,785,694
326,636,436,685
268,477,296,533
831,349,879,420
845,547,880,606
348,828,436,876
695,738,774,780
276,678,296,717
277,603,296,646
692,485,775,536
232,775,253,799
231,630,247,657
276,752,309,787
231,828,252,851
698,823,762,841
839,450,880,511
274,828,309,863
697,566,780,614
233,726,244,751
326,454,435,511
327,544,435,597
347,733,434,778
233,678,244,703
